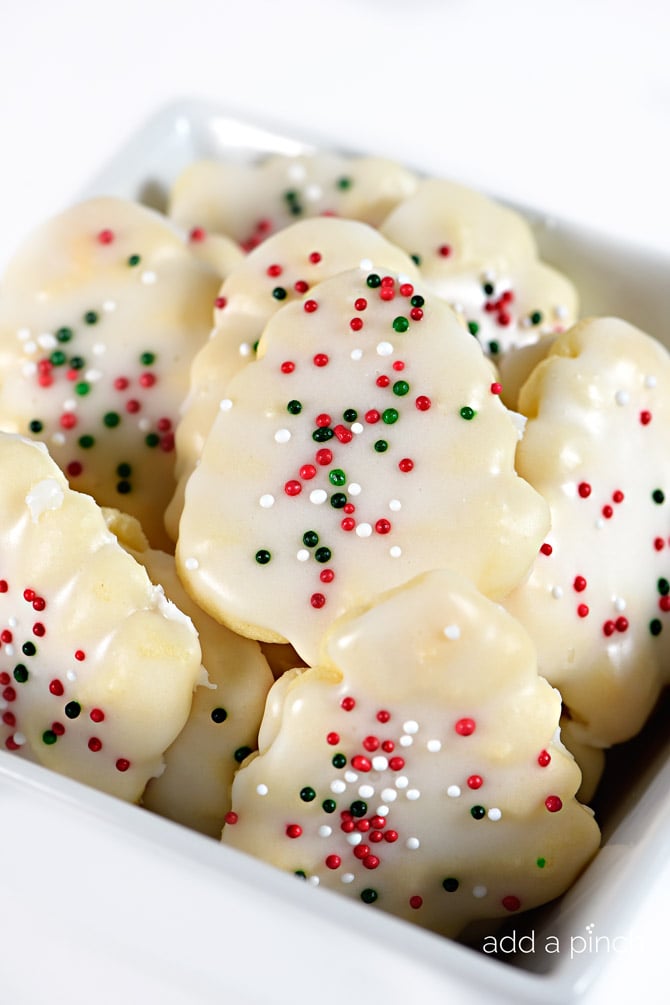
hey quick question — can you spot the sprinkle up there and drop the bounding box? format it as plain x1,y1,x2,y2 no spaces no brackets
259,494,275,508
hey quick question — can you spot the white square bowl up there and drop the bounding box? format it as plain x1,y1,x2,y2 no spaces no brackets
1,101,668,1005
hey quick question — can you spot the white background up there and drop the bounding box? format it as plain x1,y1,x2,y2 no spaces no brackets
0,0,669,264
0,2,668,1002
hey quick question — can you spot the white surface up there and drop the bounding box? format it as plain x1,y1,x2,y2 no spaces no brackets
0,4,669,1002
0,0,669,263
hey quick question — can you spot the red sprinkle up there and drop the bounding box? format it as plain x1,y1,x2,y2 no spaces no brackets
304,299,318,313
415,395,431,411
310,593,326,609
502,895,521,912
115,758,131,772
409,895,424,909
325,855,341,869
545,795,563,813
341,697,356,711
537,749,551,767
454,717,476,736
398,458,414,472
286,824,303,839
97,228,114,244
88,737,102,752
313,354,329,367
326,732,340,745
578,482,592,498
224,811,238,825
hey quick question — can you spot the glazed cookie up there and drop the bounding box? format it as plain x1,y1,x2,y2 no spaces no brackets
177,266,550,665
379,179,578,401
165,216,420,538
222,569,600,938
102,510,274,838
504,317,670,749
0,196,223,550
0,433,201,802
168,152,418,251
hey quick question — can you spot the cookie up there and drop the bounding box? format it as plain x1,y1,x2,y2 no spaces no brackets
222,569,600,937
176,266,550,665
0,196,222,550
504,317,670,749
379,178,578,401
103,510,274,838
0,433,201,801
168,152,418,251
165,216,420,539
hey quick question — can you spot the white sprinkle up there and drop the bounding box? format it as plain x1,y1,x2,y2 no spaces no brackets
395,776,408,789
406,789,421,801
259,494,275,508
66,672,78,684
359,257,373,271
645,375,657,388
358,784,375,798
37,332,56,349
375,805,390,817
389,498,401,512
341,873,355,884
351,348,363,361
7,618,16,628
102,300,116,313
447,785,461,798
274,428,291,443
551,586,564,599
443,624,461,641
297,549,310,562
308,876,320,887
615,389,630,406
473,885,488,899
184,557,199,571
220,398,233,412
25,478,64,522
403,720,419,734
372,756,388,771
351,422,364,434
381,788,397,802
406,837,420,850
22,346,37,360
595,518,605,530
377,341,393,356
12,732,26,746
85,369,102,383
330,779,347,794
399,735,413,747
239,342,252,357
356,523,372,538
92,342,106,356
51,433,66,446
305,183,322,202
63,398,77,412
288,162,306,182
389,545,402,558
4,645,14,657
17,327,31,341
488,808,502,821
427,739,442,753
256,784,268,796
344,770,358,783
318,825,332,838
138,418,151,432
348,482,362,496
310,489,328,505
141,270,157,285
347,832,363,846
554,304,569,320
614,596,627,612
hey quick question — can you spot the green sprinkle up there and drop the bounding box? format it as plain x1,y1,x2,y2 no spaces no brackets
127,254,141,267
116,462,132,478
374,440,388,453
366,273,381,288
22,642,36,657
145,432,160,447
116,481,132,495
410,295,424,308
300,787,316,802
652,489,665,504
468,320,480,336
253,340,259,354
64,701,81,719
294,870,307,879
42,730,58,745
483,281,495,296
342,408,357,422
314,547,331,563
13,665,28,683
382,408,398,424
272,287,287,300
322,799,337,813
29,420,43,433
56,327,73,343
530,311,543,325
50,350,67,366
460,406,476,421
312,427,334,442
392,316,409,333
303,531,319,548
332,753,346,769
336,176,352,190
470,805,486,819
69,356,85,369
84,311,98,325
211,707,228,723
140,351,156,365
349,800,367,818
442,878,459,892
658,578,670,596
650,619,663,636
103,412,120,428
234,746,253,763
360,889,378,904
78,434,95,449
393,381,410,396
286,399,302,415
329,469,346,486
75,382,90,396
255,549,272,564
410,253,421,266
536,857,546,869
488,340,500,355
330,493,347,508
